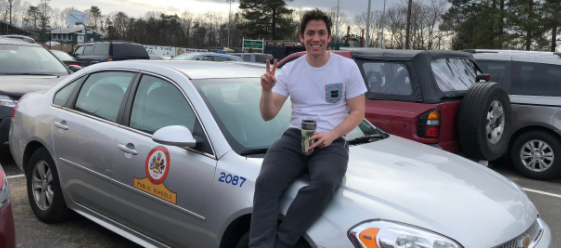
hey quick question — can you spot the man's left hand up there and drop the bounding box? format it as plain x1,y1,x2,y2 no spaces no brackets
309,132,339,149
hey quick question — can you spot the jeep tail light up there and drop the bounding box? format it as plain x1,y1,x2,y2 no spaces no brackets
70,62,81,66
417,109,440,138
108,58,113,61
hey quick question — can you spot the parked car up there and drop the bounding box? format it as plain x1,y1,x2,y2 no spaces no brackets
230,53,274,63
471,50,561,180
0,164,15,248
73,41,149,67
149,54,172,60
9,60,551,248
0,37,75,148
279,49,511,163
172,52,243,62
50,50,81,67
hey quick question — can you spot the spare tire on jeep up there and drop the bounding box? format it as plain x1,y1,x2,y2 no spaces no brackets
458,82,511,161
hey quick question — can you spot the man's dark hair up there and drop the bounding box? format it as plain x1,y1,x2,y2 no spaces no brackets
299,9,332,37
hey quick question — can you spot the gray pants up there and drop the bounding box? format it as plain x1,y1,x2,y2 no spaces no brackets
249,128,349,248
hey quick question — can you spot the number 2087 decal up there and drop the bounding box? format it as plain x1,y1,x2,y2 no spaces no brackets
218,172,246,187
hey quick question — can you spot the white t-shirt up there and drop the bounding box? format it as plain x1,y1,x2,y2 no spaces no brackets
273,53,367,132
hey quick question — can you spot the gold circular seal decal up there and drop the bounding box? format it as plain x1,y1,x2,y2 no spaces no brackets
145,146,170,185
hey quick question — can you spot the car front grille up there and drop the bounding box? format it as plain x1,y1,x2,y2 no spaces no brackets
494,218,544,248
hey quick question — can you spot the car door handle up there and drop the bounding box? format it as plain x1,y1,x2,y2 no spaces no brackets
54,121,68,130
118,144,138,155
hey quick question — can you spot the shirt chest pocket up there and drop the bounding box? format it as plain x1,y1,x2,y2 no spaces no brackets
324,83,344,103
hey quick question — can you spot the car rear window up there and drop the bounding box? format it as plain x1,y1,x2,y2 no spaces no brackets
511,62,561,97
431,58,476,92
363,62,412,96
477,61,506,84
255,55,268,63
112,44,149,58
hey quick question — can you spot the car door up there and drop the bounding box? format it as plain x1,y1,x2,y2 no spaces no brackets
52,71,136,217
111,74,217,247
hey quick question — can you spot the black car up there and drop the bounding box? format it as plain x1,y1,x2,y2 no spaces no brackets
0,37,75,147
74,41,150,67
51,50,81,67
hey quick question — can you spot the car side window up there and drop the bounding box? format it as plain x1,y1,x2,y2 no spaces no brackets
431,58,476,92
129,75,197,134
93,43,110,56
363,62,412,96
213,56,228,62
242,55,251,61
477,61,506,84
53,79,80,106
83,45,94,55
511,62,561,97
74,46,85,56
74,72,135,122
200,56,213,61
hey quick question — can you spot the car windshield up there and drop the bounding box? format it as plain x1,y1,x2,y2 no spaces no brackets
52,50,73,60
192,78,385,155
0,44,68,75
172,53,200,60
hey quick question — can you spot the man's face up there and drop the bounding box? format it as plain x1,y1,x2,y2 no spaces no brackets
299,19,331,57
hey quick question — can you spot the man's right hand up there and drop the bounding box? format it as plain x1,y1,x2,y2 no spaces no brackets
261,59,278,92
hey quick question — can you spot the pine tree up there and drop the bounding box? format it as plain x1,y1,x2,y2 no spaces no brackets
238,0,296,40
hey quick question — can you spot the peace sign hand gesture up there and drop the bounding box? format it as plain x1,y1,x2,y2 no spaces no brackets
261,59,278,92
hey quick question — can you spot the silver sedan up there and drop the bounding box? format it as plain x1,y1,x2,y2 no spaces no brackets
9,60,551,248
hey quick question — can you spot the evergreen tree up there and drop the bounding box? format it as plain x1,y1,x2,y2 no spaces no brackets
238,0,296,40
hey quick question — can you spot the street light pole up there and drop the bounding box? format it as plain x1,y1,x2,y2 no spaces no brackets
365,0,371,47
335,0,340,45
380,0,387,49
227,0,234,48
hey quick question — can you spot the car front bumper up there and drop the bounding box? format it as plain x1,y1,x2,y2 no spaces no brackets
535,219,552,248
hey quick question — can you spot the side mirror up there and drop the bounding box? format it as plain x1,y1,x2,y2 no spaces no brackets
152,125,198,148
68,65,82,72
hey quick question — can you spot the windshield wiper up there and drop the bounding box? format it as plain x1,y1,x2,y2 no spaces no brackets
240,148,269,156
0,73,58,76
348,134,384,145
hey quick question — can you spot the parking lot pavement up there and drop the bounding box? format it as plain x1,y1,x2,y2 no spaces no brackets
2,153,560,247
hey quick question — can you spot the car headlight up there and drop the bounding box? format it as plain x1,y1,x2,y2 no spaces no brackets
348,220,462,248
0,95,17,107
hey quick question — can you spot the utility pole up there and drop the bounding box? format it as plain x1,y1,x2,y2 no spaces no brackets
41,0,50,30
380,0,387,48
365,0,371,47
227,0,234,48
405,0,412,49
8,0,13,27
335,0,340,45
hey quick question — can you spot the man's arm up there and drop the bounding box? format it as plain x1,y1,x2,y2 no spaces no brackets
309,94,365,149
260,90,287,121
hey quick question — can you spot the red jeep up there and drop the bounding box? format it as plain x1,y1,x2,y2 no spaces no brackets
278,49,511,162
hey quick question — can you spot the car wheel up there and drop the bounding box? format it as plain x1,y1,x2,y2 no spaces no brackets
510,130,561,180
458,82,511,161
26,147,72,223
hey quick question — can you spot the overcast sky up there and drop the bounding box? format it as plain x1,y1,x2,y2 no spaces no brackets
49,0,404,20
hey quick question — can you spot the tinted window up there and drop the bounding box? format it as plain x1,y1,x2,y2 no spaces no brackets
431,58,476,92
130,75,196,134
53,79,80,106
0,44,69,75
83,45,94,55
199,56,213,61
477,61,506,83
511,62,561,97
74,46,85,55
94,43,110,55
75,72,135,122
112,44,149,58
255,55,268,63
363,62,412,96
242,55,251,61
213,56,228,62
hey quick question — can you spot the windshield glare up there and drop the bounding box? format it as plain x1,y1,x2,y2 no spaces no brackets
0,45,68,75
193,78,382,153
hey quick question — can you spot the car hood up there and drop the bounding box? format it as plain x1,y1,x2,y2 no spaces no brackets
0,75,67,97
246,135,538,247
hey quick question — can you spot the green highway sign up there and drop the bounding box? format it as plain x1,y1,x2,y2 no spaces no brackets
243,39,264,49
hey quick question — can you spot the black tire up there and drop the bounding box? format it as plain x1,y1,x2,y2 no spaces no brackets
26,147,72,223
234,231,311,248
510,130,561,180
458,82,511,161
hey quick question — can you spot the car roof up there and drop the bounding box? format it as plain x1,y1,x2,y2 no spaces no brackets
0,37,41,46
473,53,561,64
93,60,265,80
345,48,473,60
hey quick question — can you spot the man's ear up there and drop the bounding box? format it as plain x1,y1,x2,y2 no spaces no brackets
299,33,304,44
